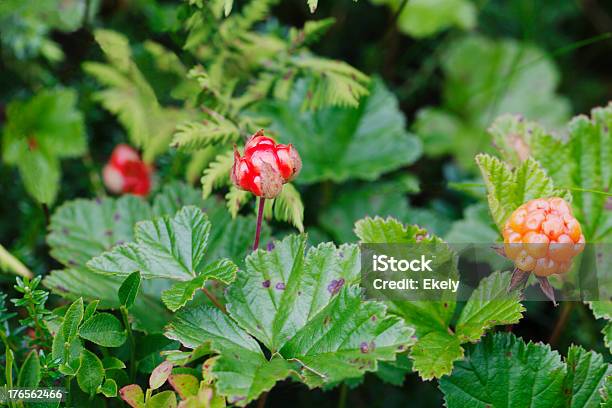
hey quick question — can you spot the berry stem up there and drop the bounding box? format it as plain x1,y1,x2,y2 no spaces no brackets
41,203,50,226
201,287,227,314
253,197,266,250
549,302,574,346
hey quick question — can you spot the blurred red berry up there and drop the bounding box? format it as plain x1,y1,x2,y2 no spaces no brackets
231,130,301,198
103,144,152,196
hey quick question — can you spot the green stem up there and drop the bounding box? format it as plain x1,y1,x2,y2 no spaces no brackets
1,328,19,380
549,302,574,346
65,376,72,408
201,287,227,314
5,348,14,408
120,306,137,382
0,244,33,279
338,383,348,408
28,303,49,348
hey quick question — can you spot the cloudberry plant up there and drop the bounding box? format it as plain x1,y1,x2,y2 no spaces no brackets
503,197,585,275
231,130,302,199
503,197,585,302
103,144,153,196
231,130,302,249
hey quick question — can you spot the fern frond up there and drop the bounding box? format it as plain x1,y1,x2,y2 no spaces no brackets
231,0,279,31
187,65,224,100
93,29,132,72
224,0,234,16
92,88,158,148
293,56,370,109
201,149,233,198
144,41,187,76
307,0,318,13
82,62,132,89
272,183,305,232
172,114,240,152
186,146,218,184
233,72,276,111
225,186,251,218
289,18,335,49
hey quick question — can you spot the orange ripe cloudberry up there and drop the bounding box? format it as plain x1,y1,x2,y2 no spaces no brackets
503,197,585,277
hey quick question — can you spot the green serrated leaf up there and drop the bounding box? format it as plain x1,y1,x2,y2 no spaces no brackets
45,185,250,333
440,333,566,408
77,349,105,395
410,331,463,380
227,235,360,351
354,216,430,244
564,345,611,408
476,153,570,229
257,77,421,184
456,271,525,343
87,206,212,280
166,305,299,406
119,272,141,308
161,259,237,311
166,235,414,404
355,216,524,381
79,313,127,347
47,195,151,268
2,88,86,204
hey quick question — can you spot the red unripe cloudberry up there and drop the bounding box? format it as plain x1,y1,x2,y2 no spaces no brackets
231,130,301,198
102,144,152,196
503,197,585,277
